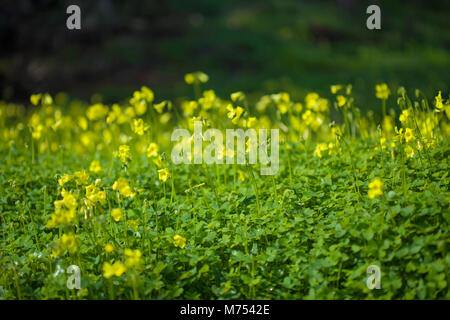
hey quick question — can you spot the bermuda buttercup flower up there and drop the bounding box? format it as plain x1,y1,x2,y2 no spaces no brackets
399,109,410,123
132,118,147,135
89,160,102,173
435,91,444,111
105,243,115,253
375,83,391,100
112,177,134,198
158,168,170,182
173,235,187,249
124,249,142,268
147,143,159,158
114,145,131,164
336,95,347,107
404,128,414,143
103,261,126,279
368,178,383,199
111,208,123,222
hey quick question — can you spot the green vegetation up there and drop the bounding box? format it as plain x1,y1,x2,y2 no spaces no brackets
0,77,449,299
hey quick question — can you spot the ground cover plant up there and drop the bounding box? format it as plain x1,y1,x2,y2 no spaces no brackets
0,75,449,299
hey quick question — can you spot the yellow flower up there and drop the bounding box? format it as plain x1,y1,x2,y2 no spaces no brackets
184,73,195,84
399,109,410,123
30,93,42,106
89,160,102,173
404,128,414,143
330,85,343,94
86,103,108,121
31,124,43,139
58,174,73,187
103,261,126,279
46,208,76,229
105,243,115,253
158,168,170,182
368,178,383,199
227,104,244,124
53,233,78,257
74,170,90,185
336,95,347,107
375,83,390,100
85,184,105,205
147,143,159,157
111,208,123,222
405,145,415,158
231,91,245,102
132,118,147,135
112,177,134,198
124,249,142,268
153,101,167,114
313,143,328,158
184,72,209,84
54,188,78,210
247,117,257,128
173,235,186,249
435,91,444,111
114,145,131,164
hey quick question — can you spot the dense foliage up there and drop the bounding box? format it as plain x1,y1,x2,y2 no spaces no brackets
0,75,449,299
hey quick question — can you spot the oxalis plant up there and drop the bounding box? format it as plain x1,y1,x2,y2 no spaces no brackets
0,74,449,299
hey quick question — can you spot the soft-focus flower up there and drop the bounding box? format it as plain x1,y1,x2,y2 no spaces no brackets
173,235,186,249
114,145,131,164
399,109,410,123
147,143,159,158
313,143,328,158
435,91,444,111
330,85,343,94
405,145,415,158
105,243,115,253
86,103,108,121
132,118,147,136
58,174,73,187
124,249,142,268
368,178,383,199
30,93,42,106
375,83,390,100
89,160,102,173
404,128,414,143
111,208,123,222
231,91,245,102
103,261,126,279
74,170,90,185
112,177,134,198
158,168,170,182
184,72,209,84
52,233,78,257
336,95,347,107
153,101,167,114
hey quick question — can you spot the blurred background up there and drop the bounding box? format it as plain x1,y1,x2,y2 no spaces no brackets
1,0,449,110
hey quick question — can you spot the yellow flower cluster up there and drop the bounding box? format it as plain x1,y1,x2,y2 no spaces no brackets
112,177,134,198
52,233,79,257
114,145,132,164
102,249,142,278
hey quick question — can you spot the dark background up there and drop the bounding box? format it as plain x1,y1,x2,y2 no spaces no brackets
1,0,449,109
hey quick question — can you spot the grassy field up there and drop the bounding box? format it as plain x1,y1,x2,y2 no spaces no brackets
0,76,449,299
